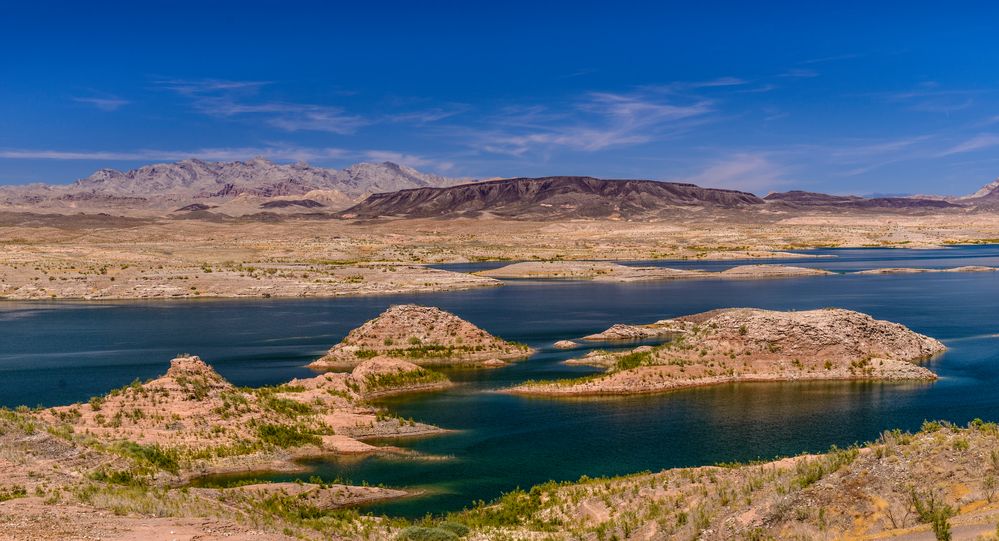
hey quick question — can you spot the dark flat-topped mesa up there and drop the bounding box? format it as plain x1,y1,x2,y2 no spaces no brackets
512,307,945,396
339,176,765,219
309,304,534,370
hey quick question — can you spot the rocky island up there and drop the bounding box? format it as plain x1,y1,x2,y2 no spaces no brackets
511,307,945,396
308,304,534,370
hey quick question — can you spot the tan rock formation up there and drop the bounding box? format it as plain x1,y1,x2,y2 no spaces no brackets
308,304,533,369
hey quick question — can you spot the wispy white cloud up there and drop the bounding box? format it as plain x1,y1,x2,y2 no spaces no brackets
555,68,598,80
264,107,369,134
157,77,459,134
471,89,714,156
157,78,367,134
0,146,351,162
938,133,999,156
798,53,863,65
738,84,779,94
384,105,468,124
684,152,790,192
829,135,931,159
364,150,455,171
642,77,748,93
875,83,981,114
0,146,458,174
779,68,819,78
155,78,270,96
73,96,130,111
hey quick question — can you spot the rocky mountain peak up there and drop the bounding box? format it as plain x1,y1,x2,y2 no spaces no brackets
969,178,999,199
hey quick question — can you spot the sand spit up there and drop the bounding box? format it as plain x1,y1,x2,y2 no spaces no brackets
511,308,945,396
477,261,833,282
309,304,534,370
853,265,997,275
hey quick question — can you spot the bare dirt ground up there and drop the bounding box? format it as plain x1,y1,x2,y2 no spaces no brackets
4,210,999,300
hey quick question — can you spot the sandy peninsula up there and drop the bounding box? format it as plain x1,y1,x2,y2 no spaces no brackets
477,261,833,282
510,307,944,396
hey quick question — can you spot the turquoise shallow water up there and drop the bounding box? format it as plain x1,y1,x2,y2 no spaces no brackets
3,246,999,517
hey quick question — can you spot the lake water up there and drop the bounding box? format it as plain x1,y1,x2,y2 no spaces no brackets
3,246,999,517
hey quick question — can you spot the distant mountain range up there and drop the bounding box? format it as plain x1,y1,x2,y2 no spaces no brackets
0,158,468,213
2,158,998,219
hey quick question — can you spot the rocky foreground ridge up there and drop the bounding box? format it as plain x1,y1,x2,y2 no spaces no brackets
449,420,999,540
309,304,534,369
512,307,945,396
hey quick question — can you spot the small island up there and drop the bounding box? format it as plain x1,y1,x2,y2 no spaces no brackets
510,307,945,396
308,304,534,370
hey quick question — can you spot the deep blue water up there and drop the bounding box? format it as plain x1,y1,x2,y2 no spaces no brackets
3,246,999,517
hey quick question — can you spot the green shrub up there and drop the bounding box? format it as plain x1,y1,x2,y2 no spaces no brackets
436,522,470,536
115,441,180,473
256,424,320,448
614,351,652,371
263,396,314,417
0,485,26,502
397,526,458,541
365,369,448,391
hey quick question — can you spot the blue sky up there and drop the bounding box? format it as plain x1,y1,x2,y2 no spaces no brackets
2,1,999,194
